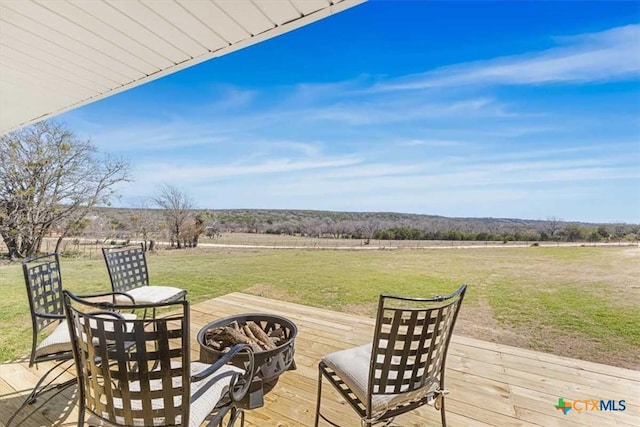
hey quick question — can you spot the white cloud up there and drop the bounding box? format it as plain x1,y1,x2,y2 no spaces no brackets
205,86,256,111
286,77,369,105
321,163,426,179
376,24,640,90
132,155,362,185
396,139,467,148
78,121,230,152
307,97,496,125
266,141,322,157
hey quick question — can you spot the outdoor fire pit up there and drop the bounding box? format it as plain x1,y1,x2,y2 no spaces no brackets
197,313,297,406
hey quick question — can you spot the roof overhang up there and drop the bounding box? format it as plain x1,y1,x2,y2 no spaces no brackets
0,0,365,135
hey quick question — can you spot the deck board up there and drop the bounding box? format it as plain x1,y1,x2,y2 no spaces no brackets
1,292,638,426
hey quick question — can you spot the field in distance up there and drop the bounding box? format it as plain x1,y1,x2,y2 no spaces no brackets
198,232,634,248
0,245,638,369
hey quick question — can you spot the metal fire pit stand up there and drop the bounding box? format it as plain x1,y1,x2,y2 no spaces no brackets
197,313,298,409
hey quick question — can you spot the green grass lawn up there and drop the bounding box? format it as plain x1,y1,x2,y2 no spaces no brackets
1,246,638,368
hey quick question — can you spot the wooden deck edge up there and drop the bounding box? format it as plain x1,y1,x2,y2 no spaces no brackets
226,292,640,380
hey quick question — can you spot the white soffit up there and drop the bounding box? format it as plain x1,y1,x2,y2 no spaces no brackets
0,0,365,135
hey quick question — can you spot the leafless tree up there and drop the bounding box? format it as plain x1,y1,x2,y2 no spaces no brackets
130,200,159,251
0,120,130,259
152,184,194,249
544,216,563,240
358,220,382,244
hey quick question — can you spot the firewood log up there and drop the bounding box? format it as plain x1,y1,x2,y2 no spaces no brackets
248,322,277,350
268,326,285,339
206,326,261,352
207,340,222,350
243,324,262,348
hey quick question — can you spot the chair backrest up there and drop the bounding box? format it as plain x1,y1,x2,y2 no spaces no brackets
368,285,466,402
102,243,150,293
23,253,65,335
63,291,191,426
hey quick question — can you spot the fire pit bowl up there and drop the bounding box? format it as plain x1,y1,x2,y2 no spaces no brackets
197,313,297,383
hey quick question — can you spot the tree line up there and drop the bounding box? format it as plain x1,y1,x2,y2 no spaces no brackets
89,207,638,246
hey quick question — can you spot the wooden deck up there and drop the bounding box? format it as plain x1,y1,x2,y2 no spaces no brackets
1,292,638,426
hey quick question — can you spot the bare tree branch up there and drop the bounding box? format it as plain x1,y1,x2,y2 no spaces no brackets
152,184,195,249
0,120,130,258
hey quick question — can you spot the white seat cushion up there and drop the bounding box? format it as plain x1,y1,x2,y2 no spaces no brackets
115,286,184,305
189,363,244,427
322,343,436,417
36,313,137,359
106,361,244,427
35,321,72,359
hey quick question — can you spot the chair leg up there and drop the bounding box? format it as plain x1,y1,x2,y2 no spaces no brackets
440,395,447,427
6,367,76,427
227,406,244,427
315,365,349,427
207,404,238,427
24,359,74,404
314,366,323,427
77,403,85,427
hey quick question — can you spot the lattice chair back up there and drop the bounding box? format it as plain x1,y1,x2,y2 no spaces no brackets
102,243,150,293
316,285,467,426
22,253,67,365
368,285,467,416
7,253,78,426
64,292,192,426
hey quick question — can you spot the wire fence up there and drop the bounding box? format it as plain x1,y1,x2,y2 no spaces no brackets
1,234,637,260
40,239,104,259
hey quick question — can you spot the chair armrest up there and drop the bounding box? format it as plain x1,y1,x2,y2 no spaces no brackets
192,343,254,381
34,312,65,320
75,291,136,306
89,310,127,321
191,343,255,403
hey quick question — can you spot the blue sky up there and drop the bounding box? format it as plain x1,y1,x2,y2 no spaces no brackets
63,1,640,223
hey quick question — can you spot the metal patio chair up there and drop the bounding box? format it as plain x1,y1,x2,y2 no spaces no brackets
63,291,254,427
8,254,136,426
102,243,187,317
315,285,467,427
19,253,75,405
